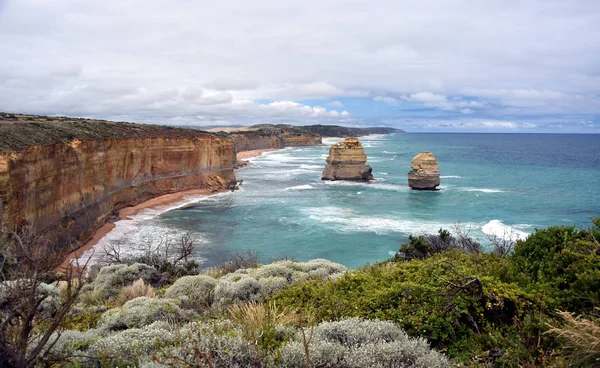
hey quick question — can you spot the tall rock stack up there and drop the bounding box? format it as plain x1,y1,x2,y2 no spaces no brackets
321,137,373,181
408,152,440,190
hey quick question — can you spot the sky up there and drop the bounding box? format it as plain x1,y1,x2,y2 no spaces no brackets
0,0,599,132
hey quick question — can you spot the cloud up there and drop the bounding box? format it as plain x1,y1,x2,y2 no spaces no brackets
481,121,518,129
0,0,598,128
329,100,343,107
373,96,399,105
407,92,447,104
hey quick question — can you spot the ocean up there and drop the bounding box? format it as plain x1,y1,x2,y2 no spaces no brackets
86,133,600,269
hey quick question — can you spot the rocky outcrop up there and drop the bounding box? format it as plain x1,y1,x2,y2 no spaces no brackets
0,115,236,250
321,137,373,181
408,152,440,190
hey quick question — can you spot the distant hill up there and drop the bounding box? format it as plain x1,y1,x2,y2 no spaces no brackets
300,124,404,137
209,124,404,137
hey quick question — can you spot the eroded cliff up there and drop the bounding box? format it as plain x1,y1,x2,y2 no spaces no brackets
408,152,440,190
0,114,236,249
321,137,373,181
221,128,322,153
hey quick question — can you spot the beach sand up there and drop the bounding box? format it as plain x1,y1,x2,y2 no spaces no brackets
236,148,280,160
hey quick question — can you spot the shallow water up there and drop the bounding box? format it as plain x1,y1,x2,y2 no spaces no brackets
85,133,600,269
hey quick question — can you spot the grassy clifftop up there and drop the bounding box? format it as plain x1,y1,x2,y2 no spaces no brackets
0,113,216,152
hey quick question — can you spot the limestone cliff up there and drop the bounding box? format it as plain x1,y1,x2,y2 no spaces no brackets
408,152,440,190
321,137,373,181
221,129,322,153
0,114,236,249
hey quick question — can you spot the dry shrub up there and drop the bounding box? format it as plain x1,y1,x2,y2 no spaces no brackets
546,309,600,367
115,279,156,306
228,301,297,345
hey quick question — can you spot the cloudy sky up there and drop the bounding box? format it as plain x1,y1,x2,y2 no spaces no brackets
1,0,599,132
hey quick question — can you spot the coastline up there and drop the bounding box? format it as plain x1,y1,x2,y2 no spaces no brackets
236,148,280,160
58,148,282,272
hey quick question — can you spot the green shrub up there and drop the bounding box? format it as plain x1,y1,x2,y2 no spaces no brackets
512,222,600,311
398,228,482,260
271,251,528,364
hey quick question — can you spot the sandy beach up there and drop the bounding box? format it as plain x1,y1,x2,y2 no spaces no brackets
58,149,280,271
236,148,280,160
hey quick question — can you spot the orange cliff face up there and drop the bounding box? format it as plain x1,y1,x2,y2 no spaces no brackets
231,134,321,153
0,136,236,249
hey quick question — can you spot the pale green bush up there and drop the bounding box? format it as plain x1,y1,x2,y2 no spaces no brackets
258,276,289,299
141,320,263,368
211,259,346,309
36,282,61,318
99,297,193,331
214,274,262,308
164,274,217,310
277,318,450,368
49,322,174,367
88,321,175,365
83,263,160,301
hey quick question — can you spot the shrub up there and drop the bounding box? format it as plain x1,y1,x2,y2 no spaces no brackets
397,228,482,260
50,321,175,367
148,320,264,368
99,297,193,331
83,263,161,302
88,321,175,366
204,250,258,278
214,274,262,308
271,251,527,364
164,274,217,311
212,259,347,309
277,318,450,368
512,221,600,311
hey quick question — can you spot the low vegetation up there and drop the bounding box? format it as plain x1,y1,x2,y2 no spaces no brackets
1,219,598,367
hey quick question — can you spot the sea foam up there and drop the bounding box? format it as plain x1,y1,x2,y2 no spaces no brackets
481,220,529,241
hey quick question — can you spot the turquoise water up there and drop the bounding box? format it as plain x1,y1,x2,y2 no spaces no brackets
89,133,600,269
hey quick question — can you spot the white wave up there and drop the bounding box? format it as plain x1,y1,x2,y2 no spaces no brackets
284,184,314,191
378,172,389,176
440,175,462,179
459,187,506,193
301,206,478,236
481,220,529,241
382,151,398,154
300,164,323,170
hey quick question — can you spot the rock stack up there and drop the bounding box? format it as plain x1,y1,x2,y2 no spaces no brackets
408,152,440,190
321,137,373,181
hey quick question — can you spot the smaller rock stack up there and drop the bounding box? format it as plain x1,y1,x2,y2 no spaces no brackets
321,137,373,181
408,152,440,190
